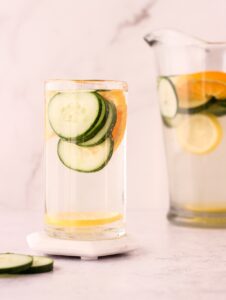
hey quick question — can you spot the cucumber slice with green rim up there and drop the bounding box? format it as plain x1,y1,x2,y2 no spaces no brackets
218,99,226,107
205,100,226,116
78,100,117,146
162,114,184,128
21,256,53,274
158,77,178,118
178,98,226,116
76,94,109,143
48,92,102,140
0,253,33,274
58,137,114,172
178,98,215,114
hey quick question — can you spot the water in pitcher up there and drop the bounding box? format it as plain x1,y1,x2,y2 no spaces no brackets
159,72,226,222
145,29,226,226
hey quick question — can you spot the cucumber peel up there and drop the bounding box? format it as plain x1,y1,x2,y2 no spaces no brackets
158,77,178,118
58,137,114,172
76,94,109,143
178,98,226,116
0,253,33,274
20,256,54,274
0,253,54,274
78,100,117,146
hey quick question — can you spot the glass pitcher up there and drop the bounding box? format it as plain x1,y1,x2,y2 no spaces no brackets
145,29,226,227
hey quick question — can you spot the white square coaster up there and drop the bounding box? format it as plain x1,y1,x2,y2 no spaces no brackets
27,232,137,260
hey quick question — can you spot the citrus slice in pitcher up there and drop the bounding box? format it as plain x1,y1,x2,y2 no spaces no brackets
186,71,226,84
158,77,178,118
176,114,223,154
98,90,127,150
172,71,226,109
45,91,58,140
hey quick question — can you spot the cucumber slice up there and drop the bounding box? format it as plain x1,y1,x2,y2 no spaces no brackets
178,98,215,114
158,77,178,118
58,137,114,172
78,100,117,146
48,92,102,140
21,256,53,274
218,99,226,107
205,100,226,116
162,114,184,128
76,94,109,143
0,253,33,274
178,98,226,116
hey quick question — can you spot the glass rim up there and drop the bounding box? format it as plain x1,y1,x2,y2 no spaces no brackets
45,79,128,91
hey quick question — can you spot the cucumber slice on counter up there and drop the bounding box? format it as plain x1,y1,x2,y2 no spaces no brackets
48,92,102,140
76,94,109,143
78,100,117,146
21,256,53,274
58,137,114,172
158,77,178,118
0,253,33,274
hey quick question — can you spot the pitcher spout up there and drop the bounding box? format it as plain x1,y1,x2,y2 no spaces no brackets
144,29,207,48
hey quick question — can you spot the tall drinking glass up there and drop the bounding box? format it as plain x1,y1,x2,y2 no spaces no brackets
145,30,226,227
45,80,127,239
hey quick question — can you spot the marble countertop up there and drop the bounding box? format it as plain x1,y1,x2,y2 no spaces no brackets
1,209,226,300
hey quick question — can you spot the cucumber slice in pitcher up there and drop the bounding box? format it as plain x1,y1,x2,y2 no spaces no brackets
178,98,226,116
158,77,178,118
217,99,226,107
178,98,215,114
162,114,184,128
205,100,226,116
58,137,114,172
0,253,33,274
78,100,117,146
21,256,54,274
48,92,102,140
206,104,226,116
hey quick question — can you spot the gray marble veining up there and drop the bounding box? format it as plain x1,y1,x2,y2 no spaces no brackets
1,0,226,213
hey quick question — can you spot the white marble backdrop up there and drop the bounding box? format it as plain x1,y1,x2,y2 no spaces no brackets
1,0,226,211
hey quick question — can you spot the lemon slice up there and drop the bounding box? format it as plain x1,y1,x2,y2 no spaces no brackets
185,203,226,213
45,212,123,227
176,114,222,154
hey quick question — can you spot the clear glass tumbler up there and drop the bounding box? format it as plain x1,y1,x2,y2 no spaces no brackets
45,80,127,239
145,29,226,227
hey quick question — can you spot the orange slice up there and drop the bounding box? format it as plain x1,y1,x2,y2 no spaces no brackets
99,90,127,150
185,71,226,83
172,71,226,109
45,212,123,227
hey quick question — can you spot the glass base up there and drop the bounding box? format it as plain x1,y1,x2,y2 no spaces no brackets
45,221,126,241
168,205,226,228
